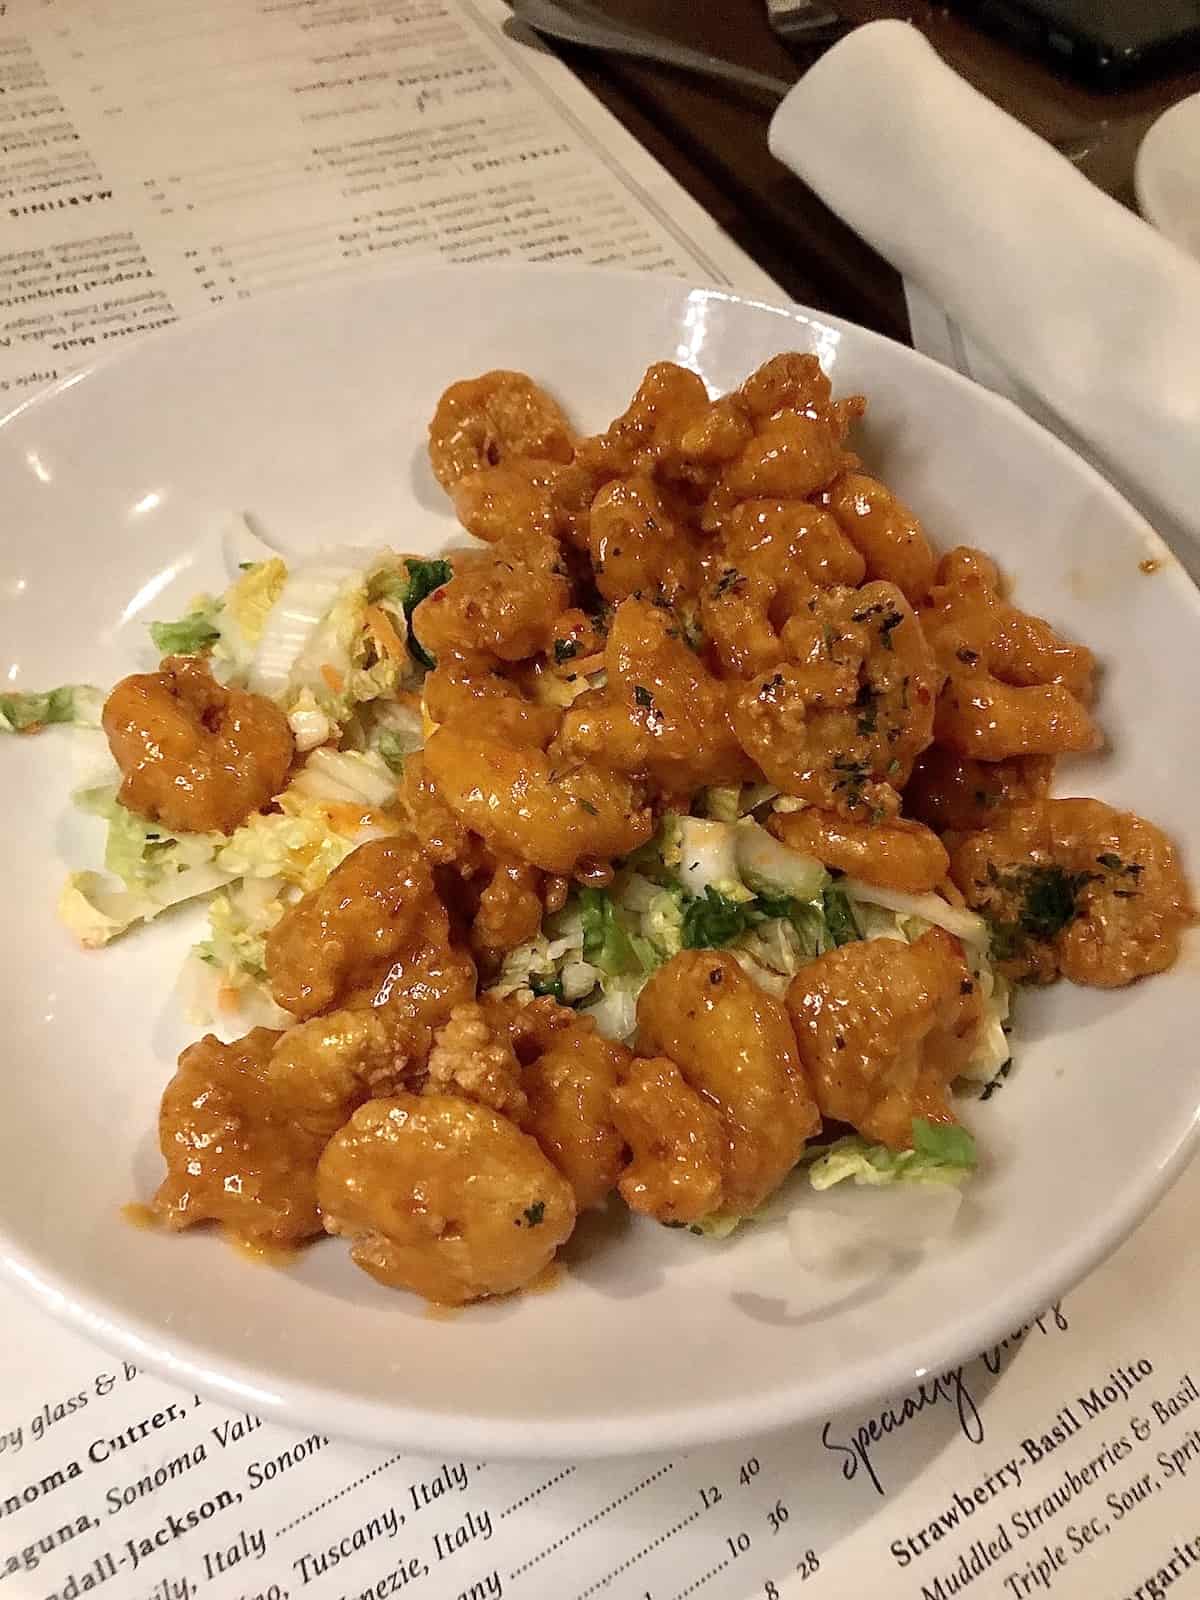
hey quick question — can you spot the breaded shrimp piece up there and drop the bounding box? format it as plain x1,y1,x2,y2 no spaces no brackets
154,1029,323,1248
587,475,703,607
483,996,630,1210
636,951,820,1217
411,539,569,666
949,799,1191,987
731,581,938,817
770,808,949,894
103,655,292,835
428,370,574,492
904,748,1054,834
265,837,445,1019
825,472,937,604
317,1094,575,1304
422,728,653,873
610,1055,726,1225
786,928,982,1150
555,598,750,795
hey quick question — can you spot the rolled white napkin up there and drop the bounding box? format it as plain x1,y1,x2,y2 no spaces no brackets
769,20,1200,548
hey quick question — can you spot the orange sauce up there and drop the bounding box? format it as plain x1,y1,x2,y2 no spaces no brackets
424,1302,464,1322
121,1202,159,1231
524,1261,565,1296
1139,558,1161,575
220,1227,302,1269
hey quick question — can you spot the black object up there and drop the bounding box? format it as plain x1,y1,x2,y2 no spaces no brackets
947,0,1200,88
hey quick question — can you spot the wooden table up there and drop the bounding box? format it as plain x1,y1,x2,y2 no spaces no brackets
544,1,1200,343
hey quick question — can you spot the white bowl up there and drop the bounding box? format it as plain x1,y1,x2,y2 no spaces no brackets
1,264,1197,1459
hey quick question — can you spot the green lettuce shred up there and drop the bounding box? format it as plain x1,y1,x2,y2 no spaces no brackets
808,1118,977,1191
0,685,103,733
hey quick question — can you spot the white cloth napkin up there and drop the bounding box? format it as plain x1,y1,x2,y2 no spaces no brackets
768,20,1200,551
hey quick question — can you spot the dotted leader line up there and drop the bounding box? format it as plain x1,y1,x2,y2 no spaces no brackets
509,1463,675,1579
275,1449,406,1537
672,1556,730,1599
500,1465,576,1519
574,1505,703,1599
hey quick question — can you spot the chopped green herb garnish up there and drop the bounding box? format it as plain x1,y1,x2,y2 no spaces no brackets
681,886,756,949
529,973,565,1003
633,684,654,709
554,638,580,664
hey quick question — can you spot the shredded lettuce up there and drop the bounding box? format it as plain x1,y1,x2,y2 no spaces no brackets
579,887,648,976
186,877,297,1027
286,748,399,809
821,883,861,947
808,1118,977,1190
735,820,827,902
60,785,230,945
149,605,221,656
1,685,103,734
215,798,374,894
677,816,753,901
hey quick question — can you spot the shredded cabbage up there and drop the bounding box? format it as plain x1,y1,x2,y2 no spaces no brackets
1,685,103,734
808,1119,977,1190
60,785,231,945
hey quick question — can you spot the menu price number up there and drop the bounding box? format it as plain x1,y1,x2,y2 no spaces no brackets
762,1550,821,1597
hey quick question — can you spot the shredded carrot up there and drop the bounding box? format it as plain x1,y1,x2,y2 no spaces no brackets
321,663,345,695
938,878,967,909
217,981,240,1014
364,604,406,662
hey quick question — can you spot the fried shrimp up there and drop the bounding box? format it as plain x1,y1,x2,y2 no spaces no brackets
825,472,937,604
556,598,749,794
610,1055,726,1225
484,996,629,1210
904,748,1055,834
925,547,1099,761
266,1008,408,1139
702,502,866,679
103,655,292,835
410,539,569,666
317,1093,575,1303
452,458,596,550
422,728,653,873
575,360,712,482
423,658,561,748
428,370,574,491
770,808,949,894
265,837,447,1019
154,1029,323,1248
731,581,937,816
127,350,1193,1308
588,475,702,606
636,951,820,1218
786,928,982,1149
949,799,1191,987
425,1002,529,1122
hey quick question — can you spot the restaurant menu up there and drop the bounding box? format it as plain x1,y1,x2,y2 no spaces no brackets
0,0,778,402
2,1,1199,1596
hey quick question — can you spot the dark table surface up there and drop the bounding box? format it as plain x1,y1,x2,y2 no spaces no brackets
538,1,1200,344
